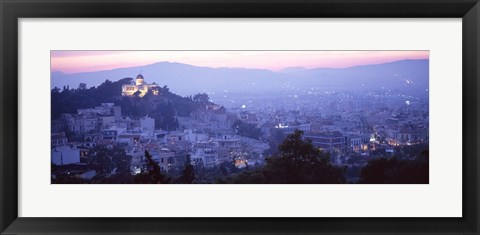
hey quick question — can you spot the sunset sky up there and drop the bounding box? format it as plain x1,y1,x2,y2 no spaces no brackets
51,51,429,74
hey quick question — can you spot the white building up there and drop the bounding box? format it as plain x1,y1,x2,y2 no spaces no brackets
51,132,68,147
122,74,160,97
183,129,209,143
191,147,219,168
61,113,98,135
140,117,155,136
51,145,87,165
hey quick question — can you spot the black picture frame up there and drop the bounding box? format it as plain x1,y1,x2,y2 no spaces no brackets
1,0,479,234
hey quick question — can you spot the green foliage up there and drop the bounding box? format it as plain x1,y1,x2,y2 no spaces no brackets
262,130,346,184
181,130,346,184
111,148,132,175
52,79,219,132
133,90,142,97
359,155,429,184
78,83,87,90
87,145,132,177
193,93,210,104
179,154,195,184
230,170,266,184
134,150,170,184
220,160,240,176
114,87,206,131
87,145,115,176
52,175,86,184
55,145,135,184
393,143,429,160
150,103,179,131
264,129,286,156
51,78,133,119
103,172,135,184
232,120,262,140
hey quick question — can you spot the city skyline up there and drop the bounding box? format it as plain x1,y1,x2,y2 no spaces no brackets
51,50,429,184
51,50,429,74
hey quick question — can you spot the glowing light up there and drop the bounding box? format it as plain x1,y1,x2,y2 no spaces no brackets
275,123,289,129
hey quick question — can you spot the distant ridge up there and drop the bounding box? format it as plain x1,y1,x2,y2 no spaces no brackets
51,59,429,96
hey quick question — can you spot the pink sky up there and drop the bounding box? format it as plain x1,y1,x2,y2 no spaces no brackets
51,51,429,74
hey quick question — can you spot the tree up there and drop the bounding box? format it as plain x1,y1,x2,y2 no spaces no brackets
133,90,142,98
111,147,132,174
102,156,134,184
53,175,86,184
179,154,195,183
86,145,135,183
78,83,87,90
51,77,132,119
359,156,428,184
150,102,179,131
193,93,210,104
232,120,262,140
230,170,266,184
134,150,169,184
265,129,286,156
52,86,61,94
88,146,114,177
262,130,346,184
162,85,170,93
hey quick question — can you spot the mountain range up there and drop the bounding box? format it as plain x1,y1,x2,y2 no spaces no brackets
51,59,429,96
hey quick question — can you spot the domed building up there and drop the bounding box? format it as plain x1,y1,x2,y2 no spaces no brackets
135,74,145,86
122,74,160,97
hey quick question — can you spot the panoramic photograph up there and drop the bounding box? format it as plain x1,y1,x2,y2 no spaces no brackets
51,51,429,184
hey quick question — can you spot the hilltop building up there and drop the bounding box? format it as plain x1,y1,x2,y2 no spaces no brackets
122,74,160,97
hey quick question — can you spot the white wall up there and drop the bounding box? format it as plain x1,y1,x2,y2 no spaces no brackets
51,147,80,165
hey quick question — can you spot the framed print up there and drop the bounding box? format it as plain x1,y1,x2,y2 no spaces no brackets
1,0,479,234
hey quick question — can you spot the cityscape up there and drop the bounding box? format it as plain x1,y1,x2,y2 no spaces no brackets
51,51,429,184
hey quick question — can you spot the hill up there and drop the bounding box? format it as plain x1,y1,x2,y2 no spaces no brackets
51,59,429,96
51,78,216,131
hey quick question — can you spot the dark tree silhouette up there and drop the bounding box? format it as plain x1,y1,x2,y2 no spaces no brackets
111,148,132,175
51,78,209,132
133,90,142,98
179,154,195,184
232,120,262,140
87,146,114,177
51,77,133,119
85,145,135,183
262,130,346,184
193,93,210,104
230,170,266,184
78,83,87,90
134,150,169,184
359,155,428,184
